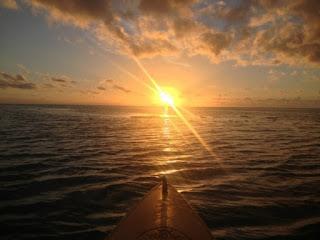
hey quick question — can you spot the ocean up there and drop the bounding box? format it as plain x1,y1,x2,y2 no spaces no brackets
0,105,319,239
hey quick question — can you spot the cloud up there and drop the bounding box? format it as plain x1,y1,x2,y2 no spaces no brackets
253,21,320,66
25,0,320,66
96,79,112,91
130,39,178,57
201,32,232,56
51,77,67,83
0,71,36,89
113,84,131,93
97,78,131,93
139,0,172,15
0,0,18,10
28,0,112,27
138,0,195,16
50,76,76,86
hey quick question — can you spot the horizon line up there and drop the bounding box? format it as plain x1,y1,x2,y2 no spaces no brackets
0,103,319,110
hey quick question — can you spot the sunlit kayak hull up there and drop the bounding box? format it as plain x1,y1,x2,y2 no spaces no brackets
109,180,212,240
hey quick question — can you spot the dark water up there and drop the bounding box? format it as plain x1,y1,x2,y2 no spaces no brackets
0,105,319,240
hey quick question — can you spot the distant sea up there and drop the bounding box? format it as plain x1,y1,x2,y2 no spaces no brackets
0,105,319,240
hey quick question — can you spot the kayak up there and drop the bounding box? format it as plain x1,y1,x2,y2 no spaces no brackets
109,177,212,240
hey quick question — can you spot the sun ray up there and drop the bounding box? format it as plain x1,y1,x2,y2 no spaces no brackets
84,37,159,95
133,56,162,93
110,62,157,94
132,57,224,167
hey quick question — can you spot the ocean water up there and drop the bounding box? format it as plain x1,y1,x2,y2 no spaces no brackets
0,105,319,240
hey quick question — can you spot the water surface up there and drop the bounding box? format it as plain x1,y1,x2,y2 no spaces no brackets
0,105,319,239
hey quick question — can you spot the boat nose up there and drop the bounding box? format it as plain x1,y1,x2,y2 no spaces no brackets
161,175,168,200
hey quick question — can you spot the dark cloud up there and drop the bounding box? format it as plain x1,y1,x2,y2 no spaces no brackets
207,0,253,25
113,84,131,93
51,77,67,83
201,32,232,55
139,0,171,15
139,0,195,15
172,18,198,38
50,76,76,87
30,0,112,23
129,39,178,57
0,80,35,89
0,71,36,89
97,78,130,93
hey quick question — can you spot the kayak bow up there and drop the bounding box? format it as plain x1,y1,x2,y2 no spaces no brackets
109,177,212,240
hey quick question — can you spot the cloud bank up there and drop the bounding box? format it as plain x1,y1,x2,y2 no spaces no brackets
22,0,320,67
0,71,36,89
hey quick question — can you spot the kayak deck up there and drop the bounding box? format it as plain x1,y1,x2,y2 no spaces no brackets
109,179,212,240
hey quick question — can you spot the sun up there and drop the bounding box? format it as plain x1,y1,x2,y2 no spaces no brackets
160,91,174,106
154,86,181,107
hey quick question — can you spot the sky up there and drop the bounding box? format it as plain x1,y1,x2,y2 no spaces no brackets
0,0,319,107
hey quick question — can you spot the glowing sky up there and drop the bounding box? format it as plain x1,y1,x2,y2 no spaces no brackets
0,0,319,107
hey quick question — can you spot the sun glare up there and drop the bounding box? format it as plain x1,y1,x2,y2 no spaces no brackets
156,87,181,107
160,91,174,106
